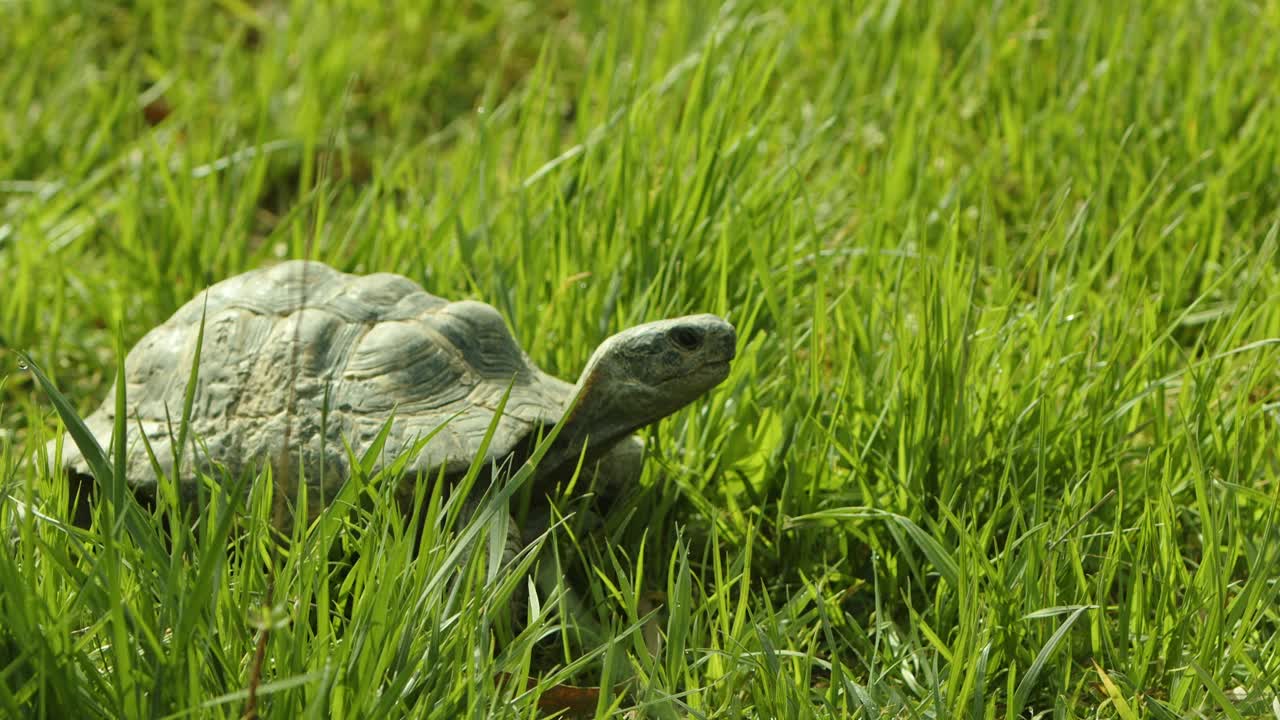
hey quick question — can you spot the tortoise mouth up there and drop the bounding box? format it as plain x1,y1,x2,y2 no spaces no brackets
704,358,733,374
655,358,732,388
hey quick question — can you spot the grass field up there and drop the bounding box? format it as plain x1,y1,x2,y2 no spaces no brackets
3,0,1280,717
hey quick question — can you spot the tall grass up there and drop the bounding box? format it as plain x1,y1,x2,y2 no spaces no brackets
2,0,1279,716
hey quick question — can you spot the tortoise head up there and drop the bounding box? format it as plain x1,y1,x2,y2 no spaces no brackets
539,314,736,477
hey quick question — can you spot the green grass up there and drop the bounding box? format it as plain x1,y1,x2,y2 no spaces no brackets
3,0,1280,717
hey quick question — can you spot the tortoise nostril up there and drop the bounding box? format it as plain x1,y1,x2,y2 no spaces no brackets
669,326,702,351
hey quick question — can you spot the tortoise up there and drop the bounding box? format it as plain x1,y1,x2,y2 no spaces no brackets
49,260,736,527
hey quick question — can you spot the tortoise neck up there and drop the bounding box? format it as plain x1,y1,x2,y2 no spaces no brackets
534,369,642,481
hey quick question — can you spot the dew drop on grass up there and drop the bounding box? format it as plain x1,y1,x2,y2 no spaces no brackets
17,361,28,370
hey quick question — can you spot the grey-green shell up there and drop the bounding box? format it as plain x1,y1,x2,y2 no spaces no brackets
52,261,574,500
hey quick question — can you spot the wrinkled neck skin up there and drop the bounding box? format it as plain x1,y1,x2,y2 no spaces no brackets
535,371,647,483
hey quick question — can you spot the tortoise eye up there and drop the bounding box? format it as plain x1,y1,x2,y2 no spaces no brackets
669,326,702,351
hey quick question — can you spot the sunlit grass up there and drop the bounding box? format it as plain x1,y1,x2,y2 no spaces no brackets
3,0,1280,717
